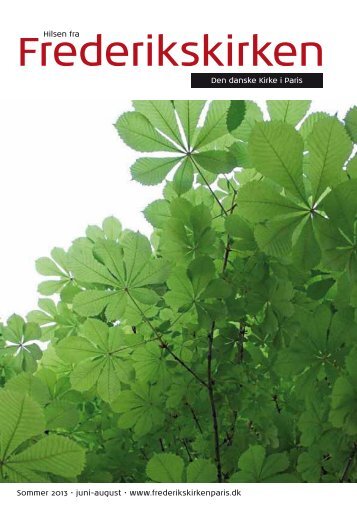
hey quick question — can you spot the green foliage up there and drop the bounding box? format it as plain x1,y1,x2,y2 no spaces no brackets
146,453,217,482
230,445,292,482
56,319,133,403
0,315,43,373
345,106,357,142
0,390,85,481
1,100,357,483
115,100,242,191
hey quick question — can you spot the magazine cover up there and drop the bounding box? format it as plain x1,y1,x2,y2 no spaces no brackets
1,1,356,504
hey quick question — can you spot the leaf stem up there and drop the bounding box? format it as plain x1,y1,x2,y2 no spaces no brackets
189,156,227,216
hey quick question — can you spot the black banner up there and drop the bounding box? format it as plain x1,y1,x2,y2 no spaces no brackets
191,73,323,88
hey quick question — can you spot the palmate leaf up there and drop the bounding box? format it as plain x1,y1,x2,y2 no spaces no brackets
330,377,357,435
254,216,302,258
186,458,217,482
2,315,43,373
225,215,256,251
115,111,178,152
194,100,231,149
307,278,335,300
132,342,169,385
316,219,353,272
192,150,236,174
330,347,357,435
275,306,354,385
267,100,311,126
234,176,323,267
3,314,42,344
4,372,49,406
143,199,171,228
229,141,253,169
115,101,237,193
36,247,74,297
173,100,206,149
27,298,82,340
306,116,352,203
164,266,195,310
55,319,133,403
0,390,85,482
322,179,357,237
164,257,228,327
68,231,170,324
0,389,45,458
266,279,294,317
8,435,85,479
130,157,181,185
316,181,357,279
159,200,216,262
249,121,306,203
227,100,246,132
297,447,323,482
299,111,330,140
230,445,290,483
172,157,194,195
85,216,122,243
298,395,329,446
44,400,79,430
292,217,321,271
4,100,357,484
146,453,184,482
101,216,122,241
229,100,264,141
145,454,217,483
235,180,306,222
165,256,215,311
112,383,165,438
133,100,184,148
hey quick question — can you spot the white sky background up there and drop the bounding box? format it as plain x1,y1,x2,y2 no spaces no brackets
0,0,356,320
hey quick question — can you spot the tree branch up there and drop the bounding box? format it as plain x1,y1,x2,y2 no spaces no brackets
237,322,245,364
222,190,237,274
182,438,193,462
127,290,208,388
207,321,223,482
164,344,208,388
340,443,357,482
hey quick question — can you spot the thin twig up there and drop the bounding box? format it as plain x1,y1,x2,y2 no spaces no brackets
186,402,203,434
110,336,158,355
272,394,281,414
